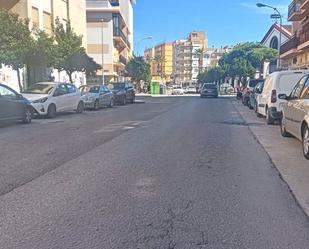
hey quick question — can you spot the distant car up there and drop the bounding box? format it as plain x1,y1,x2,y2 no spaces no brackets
109,82,135,105
256,70,309,124
280,74,309,159
249,81,264,111
200,83,218,98
242,79,264,106
79,85,114,110
0,83,32,124
172,86,185,95
185,86,197,94
22,82,84,118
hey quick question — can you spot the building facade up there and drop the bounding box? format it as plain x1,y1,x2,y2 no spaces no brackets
261,23,292,73
0,0,87,91
86,0,135,84
173,32,208,86
280,0,309,69
151,43,173,82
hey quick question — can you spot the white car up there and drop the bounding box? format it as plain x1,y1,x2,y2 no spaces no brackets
280,74,309,159
22,82,84,118
256,70,309,124
172,86,185,95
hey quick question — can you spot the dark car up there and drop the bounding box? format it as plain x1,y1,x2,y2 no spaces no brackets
0,83,32,124
200,83,218,98
109,82,135,105
249,81,264,111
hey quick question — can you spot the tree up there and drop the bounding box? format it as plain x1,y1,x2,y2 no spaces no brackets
153,54,165,79
0,9,33,91
125,56,151,89
198,66,224,85
194,48,205,73
53,18,86,83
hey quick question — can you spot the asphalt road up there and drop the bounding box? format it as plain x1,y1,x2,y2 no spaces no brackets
0,96,308,249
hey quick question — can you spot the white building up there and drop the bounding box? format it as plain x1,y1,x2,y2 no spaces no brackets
86,0,135,84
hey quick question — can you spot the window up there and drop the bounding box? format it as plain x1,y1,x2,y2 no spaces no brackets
291,76,307,99
270,37,279,50
66,84,76,94
300,77,309,99
43,12,52,35
56,84,68,95
0,85,16,99
32,7,39,29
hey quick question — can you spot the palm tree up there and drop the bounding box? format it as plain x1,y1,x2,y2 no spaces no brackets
194,48,205,74
153,55,165,81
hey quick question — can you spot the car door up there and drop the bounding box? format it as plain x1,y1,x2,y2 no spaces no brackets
257,78,271,116
99,86,107,106
66,84,79,110
285,77,307,136
53,84,68,112
0,85,22,121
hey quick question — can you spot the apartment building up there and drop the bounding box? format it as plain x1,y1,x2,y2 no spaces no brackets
86,0,135,84
173,32,208,86
144,47,156,78
0,0,87,91
280,0,309,69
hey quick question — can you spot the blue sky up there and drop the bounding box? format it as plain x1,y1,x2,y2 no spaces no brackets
134,0,290,54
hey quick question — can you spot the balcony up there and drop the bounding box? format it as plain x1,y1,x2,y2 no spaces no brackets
288,0,303,21
86,0,111,9
113,27,131,50
298,31,309,50
119,55,128,65
280,36,299,57
301,0,309,15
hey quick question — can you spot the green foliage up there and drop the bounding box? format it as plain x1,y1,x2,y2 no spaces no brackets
0,9,33,91
125,56,151,83
53,18,90,82
198,66,223,84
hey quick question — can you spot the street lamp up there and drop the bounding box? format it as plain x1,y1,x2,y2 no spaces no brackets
136,36,153,56
101,18,106,84
257,2,282,70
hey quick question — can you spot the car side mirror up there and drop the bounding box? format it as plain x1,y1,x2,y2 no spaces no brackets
16,94,24,100
278,94,289,100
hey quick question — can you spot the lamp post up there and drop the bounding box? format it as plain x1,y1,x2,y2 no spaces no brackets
101,18,105,84
136,36,153,56
257,3,282,70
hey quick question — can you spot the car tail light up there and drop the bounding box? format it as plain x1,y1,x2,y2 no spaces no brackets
271,90,277,103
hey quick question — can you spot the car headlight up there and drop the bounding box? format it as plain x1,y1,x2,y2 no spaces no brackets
33,97,48,103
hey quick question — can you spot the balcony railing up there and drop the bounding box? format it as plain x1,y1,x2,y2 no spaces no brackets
280,36,299,54
113,27,131,48
119,55,128,65
288,0,302,20
299,31,309,45
86,0,110,9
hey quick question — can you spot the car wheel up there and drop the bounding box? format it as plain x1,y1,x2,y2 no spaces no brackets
76,101,84,114
109,98,114,108
266,108,274,125
47,104,56,118
281,120,291,137
254,102,258,113
130,95,135,104
94,100,99,111
302,125,309,160
22,107,32,124
122,96,127,105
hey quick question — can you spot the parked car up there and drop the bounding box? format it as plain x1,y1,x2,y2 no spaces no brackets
256,70,309,124
280,74,309,159
108,82,135,105
249,81,264,112
22,82,84,118
242,79,264,106
79,85,114,110
200,83,218,98
185,86,197,94
0,83,32,124
172,86,185,95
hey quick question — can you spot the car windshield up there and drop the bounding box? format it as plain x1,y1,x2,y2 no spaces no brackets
248,80,264,88
80,86,100,94
22,84,54,94
203,84,217,89
109,83,125,90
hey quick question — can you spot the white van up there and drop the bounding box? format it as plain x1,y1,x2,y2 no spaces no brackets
256,70,309,124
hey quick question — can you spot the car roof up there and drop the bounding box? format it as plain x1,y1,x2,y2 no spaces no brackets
34,82,67,85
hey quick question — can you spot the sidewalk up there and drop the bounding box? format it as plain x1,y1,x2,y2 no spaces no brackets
233,99,309,217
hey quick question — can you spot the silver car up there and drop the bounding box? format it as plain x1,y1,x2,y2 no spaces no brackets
79,85,114,110
280,74,309,159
